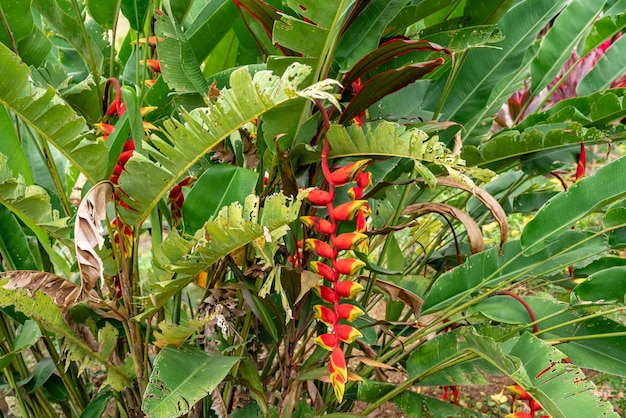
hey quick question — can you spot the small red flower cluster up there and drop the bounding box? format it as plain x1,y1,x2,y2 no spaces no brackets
505,385,548,418
167,176,196,227
301,134,372,401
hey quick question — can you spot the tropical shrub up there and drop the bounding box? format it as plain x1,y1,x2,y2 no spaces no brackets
0,0,625,417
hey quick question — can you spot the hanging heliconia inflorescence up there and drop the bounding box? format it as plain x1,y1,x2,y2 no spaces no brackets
301,103,372,401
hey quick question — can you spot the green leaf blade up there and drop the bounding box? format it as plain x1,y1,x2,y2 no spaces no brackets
142,345,239,418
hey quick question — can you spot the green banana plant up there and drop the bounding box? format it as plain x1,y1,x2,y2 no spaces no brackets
0,0,625,417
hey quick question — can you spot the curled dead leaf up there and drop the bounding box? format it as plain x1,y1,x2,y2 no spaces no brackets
435,177,509,253
0,271,127,320
402,202,484,254
375,279,423,315
1,270,81,308
353,356,397,371
75,181,113,293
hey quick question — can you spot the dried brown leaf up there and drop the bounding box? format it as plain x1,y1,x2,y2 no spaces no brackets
401,202,484,254
75,181,113,292
353,356,397,371
1,270,81,308
435,177,509,253
375,279,423,315
0,270,127,320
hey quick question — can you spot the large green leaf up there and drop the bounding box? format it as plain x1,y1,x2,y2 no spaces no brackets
120,0,150,31
0,105,33,183
182,165,258,233
142,345,239,418
0,206,40,271
358,379,482,418
32,0,104,72
529,0,604,96
521,156,626,255
186,0,239,64
572,266,626,303
464,122,607,168
334,0,408,70
0,42,107,182
470,296,626,377
155,2,208,95
137,192,304,319
117,63,328,226
0,154,70,274
172,192,304,276
86,0,118,29
465,330,618,418
0,0,51,66
429,0,569,135
422,231,607,314
578,34,626,96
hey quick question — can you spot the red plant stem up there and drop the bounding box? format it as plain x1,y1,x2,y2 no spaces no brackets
494,291,539,333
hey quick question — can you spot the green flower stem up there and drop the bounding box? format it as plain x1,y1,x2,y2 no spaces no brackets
534,306,626,338
36,134,72,217
4,367,30,417
544,331,626,343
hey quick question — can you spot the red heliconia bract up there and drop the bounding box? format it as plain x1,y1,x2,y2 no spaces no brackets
329,159,370,186
305,239,337,259
337,304,363,321
332,200,369,221
307,189,333,206
334,258,366,275
314,305,338,326
334,232,367,250
301,216,335,234
316,333,338,350
310,261,339,281
317,285,338,303
334,280,363,298
335,324,361,343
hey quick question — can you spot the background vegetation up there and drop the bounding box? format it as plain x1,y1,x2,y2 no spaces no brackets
0,0,625,417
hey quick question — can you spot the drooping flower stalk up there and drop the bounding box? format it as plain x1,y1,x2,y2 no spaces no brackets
302,101,371,401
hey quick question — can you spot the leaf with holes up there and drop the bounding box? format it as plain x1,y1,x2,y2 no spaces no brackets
142,345,239,418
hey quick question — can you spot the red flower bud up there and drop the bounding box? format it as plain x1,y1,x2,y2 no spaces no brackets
316,285,338,303
335,324,362,343
330,346,347,379
356,170,372,189
337,304,363,322
334,232,367,251
335,281,363,298
335,258,365,275
142,59,161,72
506,385,531,400
329,159,370,186
94,123,114,140
347,186,363,200
305,239,336,259
117,150,134,167
301,216,335,234
355,209,368,232
315,333,337,350
314,305,337,326
310,261,338,281
307,189,333,206
123,140,135,151
332,200,369,222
